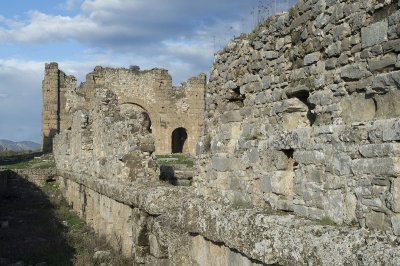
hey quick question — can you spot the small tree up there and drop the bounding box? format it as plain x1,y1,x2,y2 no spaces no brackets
129,65,140,71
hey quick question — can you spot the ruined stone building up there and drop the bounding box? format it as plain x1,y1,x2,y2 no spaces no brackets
41,63,206,155
45,0,400,264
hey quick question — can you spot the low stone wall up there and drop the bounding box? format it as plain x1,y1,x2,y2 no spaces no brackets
0,169,55,196
12,168,56,187
55,170,400,265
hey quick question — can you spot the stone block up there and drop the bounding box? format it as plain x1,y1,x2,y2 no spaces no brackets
391,215,400,236
345,77,373,93
359,143,400,158
293,150,325,165
277,98,308,113
324,190,344,224
368,54,397,71
212,156,231,172
343,193,357,224
264,171,294,197
371,70,400,94
351,157,400,176
382,39,400,54
293,204,308,217
262,174,272,193
340,64,372,81
327,41,341,57
340,93,375,124
276,200,294,212
221,111,242,123
323,173,345,190
361,20,388,48
309,207,324,220
196,142,203,155
265,51,279,60
315,13,330,29
248,148,259,164
390,179,400,213
374,90,400,119
282,112,310,130
361,198,383,209
382,118,400,141
285,85,310,98
366,211,389,231
333,23,351,41
304,52,321,66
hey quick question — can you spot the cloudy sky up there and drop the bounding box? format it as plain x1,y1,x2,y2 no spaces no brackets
0,0,294,143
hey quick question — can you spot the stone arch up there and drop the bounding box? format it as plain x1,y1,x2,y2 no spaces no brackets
171,127,188,154
120,102,153,132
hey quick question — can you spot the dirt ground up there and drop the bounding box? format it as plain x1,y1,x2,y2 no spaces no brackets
0,170,132,266
0,171,74,265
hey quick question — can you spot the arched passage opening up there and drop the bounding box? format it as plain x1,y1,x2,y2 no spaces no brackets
120,102,152,133
171,127,187,153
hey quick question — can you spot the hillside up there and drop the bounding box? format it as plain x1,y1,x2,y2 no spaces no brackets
0,139,40,151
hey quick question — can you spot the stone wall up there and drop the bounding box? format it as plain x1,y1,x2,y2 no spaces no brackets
195,0,400,234
41,62,76,152
55,170,400,265
43,64,206,155
49,0,400,264
52,74,400,265
54,87,158,183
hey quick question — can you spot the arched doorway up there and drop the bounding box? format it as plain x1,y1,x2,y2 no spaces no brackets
171,127,187,153
119,102,152,133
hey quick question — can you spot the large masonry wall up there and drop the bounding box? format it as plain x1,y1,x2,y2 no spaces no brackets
55,171,400,265
195,0,400,234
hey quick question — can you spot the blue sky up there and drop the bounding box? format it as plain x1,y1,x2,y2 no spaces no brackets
0,0,295,143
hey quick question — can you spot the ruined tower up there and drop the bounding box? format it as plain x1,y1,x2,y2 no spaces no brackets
41,62,76,152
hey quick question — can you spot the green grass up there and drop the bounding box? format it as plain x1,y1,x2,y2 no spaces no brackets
0,150,40,156
316,216,337,226
1,152,55,169
155,154,194,168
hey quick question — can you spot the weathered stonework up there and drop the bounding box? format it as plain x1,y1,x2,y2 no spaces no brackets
41,62,77,152
195,0,400,234
50,0,400,264
55,171,400,265
43,64,206,155
54,87,159,183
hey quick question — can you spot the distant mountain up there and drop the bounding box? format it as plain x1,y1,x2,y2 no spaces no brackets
0,139,41,151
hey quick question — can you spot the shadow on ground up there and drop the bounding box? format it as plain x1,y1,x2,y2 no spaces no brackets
0,170,74,266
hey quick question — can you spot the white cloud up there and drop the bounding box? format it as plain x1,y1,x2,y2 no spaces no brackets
60,0,84,11
0,0,298,142
0,0,256,46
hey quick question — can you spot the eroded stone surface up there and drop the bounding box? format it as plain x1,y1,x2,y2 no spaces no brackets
50,0,400,264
